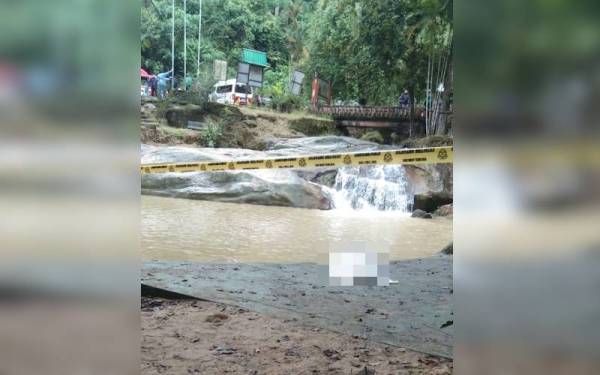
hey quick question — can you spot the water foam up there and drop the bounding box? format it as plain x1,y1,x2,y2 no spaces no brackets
328,165,413,213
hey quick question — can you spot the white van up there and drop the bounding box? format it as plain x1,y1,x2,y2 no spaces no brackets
208,79,253,105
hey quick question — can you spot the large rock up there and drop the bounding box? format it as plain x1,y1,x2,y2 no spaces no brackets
404,164,453,196
142,171,331,209
411,209,432,219
265,136,379,155
400,136,453,197
412,192,453,213
434,203,453,217
141,145,332,210
294,168,338,188
164,104,204,128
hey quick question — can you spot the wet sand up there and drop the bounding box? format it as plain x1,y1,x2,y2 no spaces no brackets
141,296,453,375
142,255,453,363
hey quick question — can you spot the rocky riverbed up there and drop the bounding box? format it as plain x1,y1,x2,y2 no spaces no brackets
141,136,453,212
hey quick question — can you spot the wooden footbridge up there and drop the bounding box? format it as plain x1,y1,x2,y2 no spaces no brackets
314,105,425,129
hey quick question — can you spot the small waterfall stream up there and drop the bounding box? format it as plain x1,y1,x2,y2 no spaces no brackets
328,165,413,212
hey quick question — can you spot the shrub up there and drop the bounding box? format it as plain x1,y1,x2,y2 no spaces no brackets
201,122,224,148
270,94,304,113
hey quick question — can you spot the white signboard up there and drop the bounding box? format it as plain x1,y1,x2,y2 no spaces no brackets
237,63,263,88
289,70,305,95
213,60,227,81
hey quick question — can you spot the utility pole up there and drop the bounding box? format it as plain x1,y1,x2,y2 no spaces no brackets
171,0,175,91
197,0,202,78
183,0,187,89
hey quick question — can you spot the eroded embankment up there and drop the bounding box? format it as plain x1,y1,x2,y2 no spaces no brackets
141,97,337,150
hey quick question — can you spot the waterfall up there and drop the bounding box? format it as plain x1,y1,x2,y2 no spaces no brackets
328,165,413,212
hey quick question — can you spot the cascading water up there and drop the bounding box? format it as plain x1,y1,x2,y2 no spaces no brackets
328,165,413,212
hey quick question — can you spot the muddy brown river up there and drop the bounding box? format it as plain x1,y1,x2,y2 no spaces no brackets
142,195,452,263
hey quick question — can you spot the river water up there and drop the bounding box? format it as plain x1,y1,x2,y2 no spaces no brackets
142,195,452,263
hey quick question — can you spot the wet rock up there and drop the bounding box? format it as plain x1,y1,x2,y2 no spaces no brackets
294,168,338,188
411,209,432,219
141,145,332,210
434,203,453,217
412,192,452,213
265,136,378,155
404,164,453,198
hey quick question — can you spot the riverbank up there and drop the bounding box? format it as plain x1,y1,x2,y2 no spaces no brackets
141,296,453,375
141,97,453,151
141,97,337,149
142,254,453,359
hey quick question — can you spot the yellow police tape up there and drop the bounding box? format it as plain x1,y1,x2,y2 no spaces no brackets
140,146,453,174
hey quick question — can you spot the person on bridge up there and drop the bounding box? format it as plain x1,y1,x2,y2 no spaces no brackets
398,89,410,108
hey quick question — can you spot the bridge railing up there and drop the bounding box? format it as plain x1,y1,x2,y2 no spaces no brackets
314,105,424,120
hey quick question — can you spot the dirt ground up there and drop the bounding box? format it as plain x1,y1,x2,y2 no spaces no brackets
141,297,452,375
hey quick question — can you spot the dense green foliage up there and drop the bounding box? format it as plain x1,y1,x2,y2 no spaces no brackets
141,0,452,107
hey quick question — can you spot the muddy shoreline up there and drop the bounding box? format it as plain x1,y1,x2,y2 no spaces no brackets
142,254,453,371
141,295,452,374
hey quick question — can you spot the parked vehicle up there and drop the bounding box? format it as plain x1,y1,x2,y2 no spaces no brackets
208,79,253,105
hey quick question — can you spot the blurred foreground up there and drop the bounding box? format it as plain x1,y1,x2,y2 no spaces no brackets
1,1,139,374
455,0,600,373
